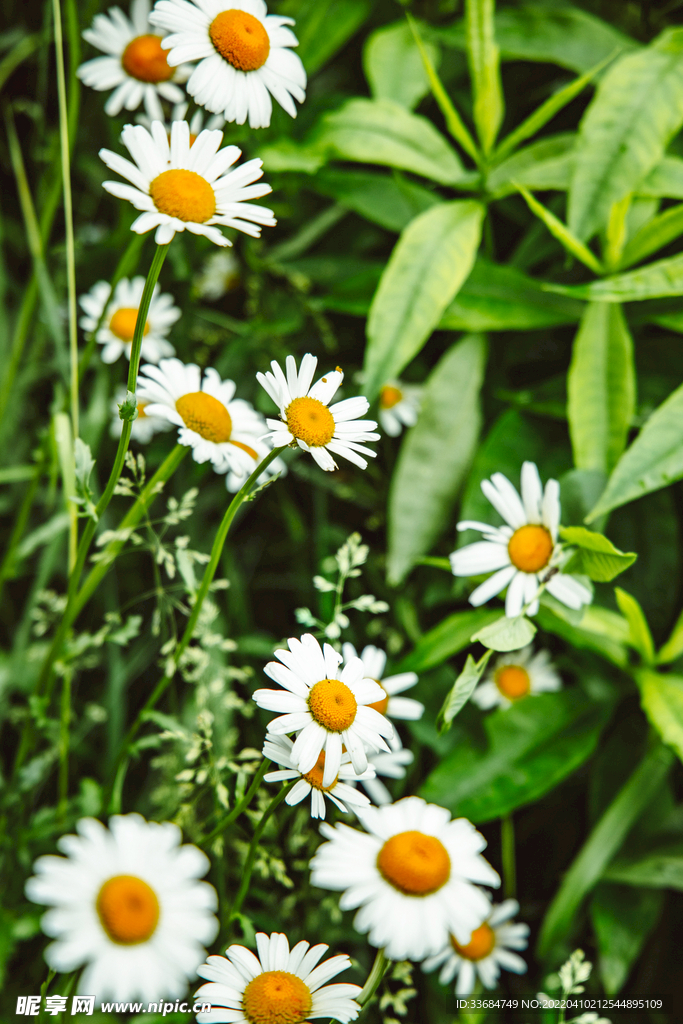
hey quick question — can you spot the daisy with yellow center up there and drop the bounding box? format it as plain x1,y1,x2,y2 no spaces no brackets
100,119,276,247
257,354,380,472
263,735,375,820
77,0,191,120
310,796,500,962
25,814,218,1003
471,644,562,711
136,358,284,489
253,633,394,789
422,899,529,996
194,931,361,1024
378,380,421,437
450,461,592,617
136,101,226,145
150,0,306,130
110,386,173,443
79,276,179,365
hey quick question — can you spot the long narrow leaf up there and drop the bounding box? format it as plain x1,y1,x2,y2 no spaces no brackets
465,0,504,154
514,182,604,274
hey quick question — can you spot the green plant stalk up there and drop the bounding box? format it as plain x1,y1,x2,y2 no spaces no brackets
327,948,389,1023
204,759,270,844
0,451,45,602
501,813,516,900
58,669,71,819
107,444,287,810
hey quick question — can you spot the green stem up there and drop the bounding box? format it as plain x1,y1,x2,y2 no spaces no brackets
204,759,269,845
58,670,71,820
501,813,516,900
0,450,45,603
357,948,389,1006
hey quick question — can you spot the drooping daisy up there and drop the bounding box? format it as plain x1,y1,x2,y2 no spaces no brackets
257,354,380,472
100,120,276,247
378,381,421,437
253,633,394,788
450,461,592,618
194,932,361,1024
361,747,414,806
79,276,179,364
262,734,374,820
422,899,529,996
342,643,424,751
25,814,218,1003
150,0,307,130
78,0,191,120
110,386,173,443
472,644,562,710
136,358,281,488
310,796,500,962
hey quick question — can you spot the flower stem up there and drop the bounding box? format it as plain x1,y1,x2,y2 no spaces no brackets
327,947,389,1023
501,812,516,899
204,759,269,845
58,669,71,820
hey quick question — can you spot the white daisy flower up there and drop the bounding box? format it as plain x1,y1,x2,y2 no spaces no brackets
449,461,593,618
110,386,173,443
79,276,179,365
194,931,361,1024
342,643,424,752
257,354,380,472
472,644,562,710
253,633,394,788
25,813,218,1003
422,899,529,996
150,0,307,130
378,381,421,437
77,0,191,120
193,249,241,301
310,796,500,963
100,119,276,247
136,357,282,489
262,734,374,820
137,100,226,140
361,747,414,806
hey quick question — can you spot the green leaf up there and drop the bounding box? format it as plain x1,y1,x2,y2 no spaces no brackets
436,649,493,734
536,599,630,669
620,202,683,269
615,588,655,664
421,688,613,823
515,183,604,274
567,302,635,475
257,138,328,174
637,669,683,761
568,29,683,243
466,0,504,154
638,155,683,198
471,614,537,652
546,251,683,303
363,200,484,402
320,98,466,185
603,843,683,889
586,379,683,520
313,168,439,233
363,20,438,110
560,527,637,582
438,256,584,331
395,607,500,674
387,335,487,584
537,742,674,957
487,133,575,198
591,883,664,994
288,0,371,75
657,606,683,665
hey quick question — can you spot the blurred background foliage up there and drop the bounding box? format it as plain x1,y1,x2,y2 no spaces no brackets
3,0,683,1021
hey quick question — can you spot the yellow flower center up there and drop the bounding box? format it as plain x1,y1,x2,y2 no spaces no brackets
209,9,271,72
137,402,149,419
242,971,312,1024
495,664,531,700
285,397,335,448
367,680,389,715
149,169,216,223
121,34,174,82
507,524,553,574
302,751,338,791
175,392,232,443
380,385,403,410
96,874,160,944
377,831,451,896
230,439,258,460
308,678,357,732
108,307,150,342
451,922,496,961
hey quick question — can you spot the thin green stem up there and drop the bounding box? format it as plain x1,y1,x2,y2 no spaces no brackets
328,948,389,1024
501,813,516,900
58,670,71,820
204,759,269,844
0,449,45,603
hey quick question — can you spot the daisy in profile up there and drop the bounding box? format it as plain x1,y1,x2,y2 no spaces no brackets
422,899,529,996
110,386,173,443
342,643,424,749
262,735,374,820
79,276,179,364
136,358,281,488
257,354,380,472
253,633,394,787
100,120,276,247
25,814,218,1003
150,0,306,130
78,0,191,119
362,747,414,806
310,796,500,962
450,461,592,617
378,380,421,437
472,644,562,710
194,931,361,1024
